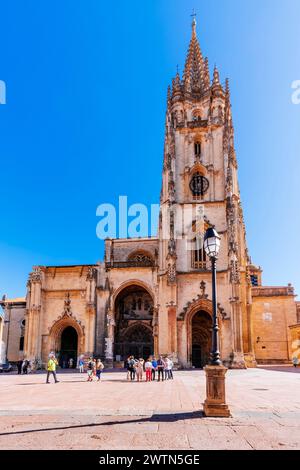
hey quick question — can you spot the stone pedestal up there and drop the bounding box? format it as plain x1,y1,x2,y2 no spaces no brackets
203,365,231,418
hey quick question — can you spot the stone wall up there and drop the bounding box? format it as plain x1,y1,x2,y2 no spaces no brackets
0,299,26,363
252,288,297,363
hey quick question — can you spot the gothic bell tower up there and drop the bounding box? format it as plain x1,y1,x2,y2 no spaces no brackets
158,17,255,368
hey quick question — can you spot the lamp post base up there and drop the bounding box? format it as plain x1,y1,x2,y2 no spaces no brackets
203,365,231,418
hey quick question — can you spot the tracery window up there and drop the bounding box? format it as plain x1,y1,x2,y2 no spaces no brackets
127,252,154,266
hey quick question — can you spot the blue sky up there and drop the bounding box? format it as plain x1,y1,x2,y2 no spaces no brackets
0,0,299,298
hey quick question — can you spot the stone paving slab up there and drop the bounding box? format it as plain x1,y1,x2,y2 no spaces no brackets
0,368,299,450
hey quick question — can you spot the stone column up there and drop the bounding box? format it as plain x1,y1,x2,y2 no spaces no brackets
104,308,115,367
167,305,178,363
86,267,97,356
28,267,43,362
230,283,246,368
244,303,257,367
152,306,159,357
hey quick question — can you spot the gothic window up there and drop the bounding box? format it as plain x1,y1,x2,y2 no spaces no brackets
19,336,24,351
194,141,201,157
137,298,142,310
192,237,207,269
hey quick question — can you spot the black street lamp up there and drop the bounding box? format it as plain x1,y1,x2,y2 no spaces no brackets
204,227,222,366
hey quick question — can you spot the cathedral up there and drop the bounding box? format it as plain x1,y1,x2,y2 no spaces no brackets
2,19,299,369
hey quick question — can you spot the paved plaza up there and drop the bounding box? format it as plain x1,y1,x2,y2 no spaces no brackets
0,367,299,450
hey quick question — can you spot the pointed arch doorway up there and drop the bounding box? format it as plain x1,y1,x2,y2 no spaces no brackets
191,310,212,368
114,283,154,361
59,326,78,368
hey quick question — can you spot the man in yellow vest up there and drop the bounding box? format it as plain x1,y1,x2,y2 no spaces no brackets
46,353,59,384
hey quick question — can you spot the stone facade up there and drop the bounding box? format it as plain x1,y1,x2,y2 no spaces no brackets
0,297,26,363
9,20,298,369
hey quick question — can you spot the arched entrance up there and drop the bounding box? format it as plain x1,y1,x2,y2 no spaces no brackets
114,284,154,361
191,310,212,368
59,326,78,368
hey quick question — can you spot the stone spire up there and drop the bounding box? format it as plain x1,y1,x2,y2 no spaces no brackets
183,16,208,95
210,64,223,100
212,65,220,86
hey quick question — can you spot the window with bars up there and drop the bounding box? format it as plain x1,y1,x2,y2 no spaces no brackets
191,237,207,269
194,141,201,157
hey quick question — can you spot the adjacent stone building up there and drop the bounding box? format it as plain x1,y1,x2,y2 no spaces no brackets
9,19,298,369
0,297,26,364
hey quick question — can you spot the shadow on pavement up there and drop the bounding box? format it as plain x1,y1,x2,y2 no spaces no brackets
0,411,204,437
259,367,300,374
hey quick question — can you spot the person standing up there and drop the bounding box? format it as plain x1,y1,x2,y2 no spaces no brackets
68,358,74,369
168,357,174,379
157,356,165,382
46,353,59,384
124,356,131,380
87,357,95,382
22,359,28,375
128,356,136,381
145,358,153,382
95,359,104,381
17,360,23,375
164,357,170,380
151,356,157,381
135,358,144,382
78,356,84,373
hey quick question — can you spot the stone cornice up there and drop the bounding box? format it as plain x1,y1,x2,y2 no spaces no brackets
252,286,295,297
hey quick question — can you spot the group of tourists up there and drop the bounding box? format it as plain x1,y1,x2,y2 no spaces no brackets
86,357,105,382
17,359,31,375
125,355,174,382
44,352,174,384
45,353,105,383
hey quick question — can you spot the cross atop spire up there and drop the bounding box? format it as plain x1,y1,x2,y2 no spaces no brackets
191,8,197,32
183,12,210,95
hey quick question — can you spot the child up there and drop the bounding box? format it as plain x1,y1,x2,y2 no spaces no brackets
144,358,153,382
